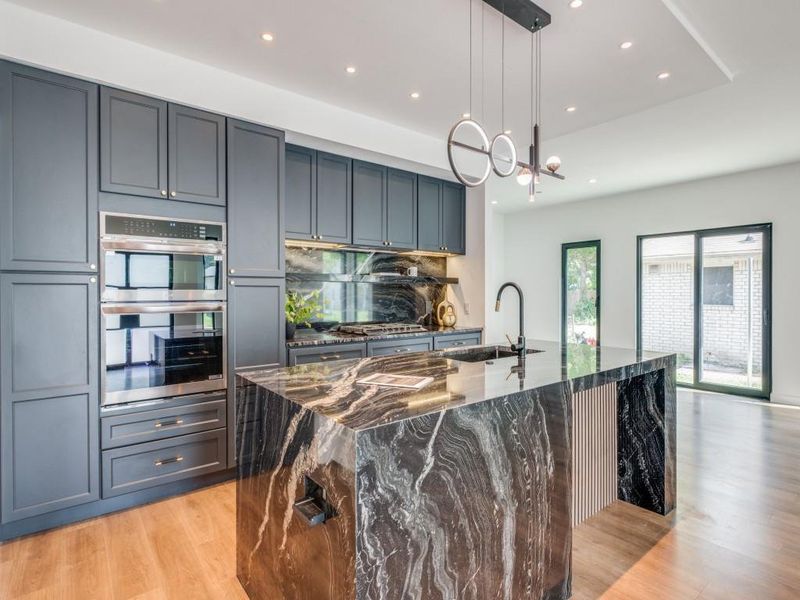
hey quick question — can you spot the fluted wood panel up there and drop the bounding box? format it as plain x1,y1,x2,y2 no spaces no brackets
572,383,618,526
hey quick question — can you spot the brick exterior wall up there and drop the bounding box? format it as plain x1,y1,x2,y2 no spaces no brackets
641,255,762,374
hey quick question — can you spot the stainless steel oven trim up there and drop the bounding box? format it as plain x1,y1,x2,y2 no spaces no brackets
100,302,227,406
99,211,227,244
99,212,227,303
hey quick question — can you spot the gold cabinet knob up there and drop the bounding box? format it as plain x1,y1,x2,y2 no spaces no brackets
160,190,167,196
170,191,177,197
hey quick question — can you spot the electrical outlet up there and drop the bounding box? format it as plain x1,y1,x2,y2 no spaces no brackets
464,302,471,315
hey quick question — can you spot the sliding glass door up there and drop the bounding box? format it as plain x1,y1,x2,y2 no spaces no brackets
562,240,600,346
637,224,771,398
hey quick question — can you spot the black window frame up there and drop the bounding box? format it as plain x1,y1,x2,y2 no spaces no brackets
636,223,772,400
561,239,601,347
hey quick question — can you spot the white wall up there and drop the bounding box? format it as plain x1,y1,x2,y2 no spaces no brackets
501,161,800,404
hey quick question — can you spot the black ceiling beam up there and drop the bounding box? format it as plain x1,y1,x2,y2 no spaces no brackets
481,0,551,31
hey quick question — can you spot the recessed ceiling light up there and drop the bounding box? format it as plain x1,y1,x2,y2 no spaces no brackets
462,112,471,118
569,0,583,8
588,178,598,184
657,71,671,80
260,32,274,42
504,129,512,135
565,106,577,113
620,41,633,50
410,92,420,99
491,200,498,204
345,66,357,74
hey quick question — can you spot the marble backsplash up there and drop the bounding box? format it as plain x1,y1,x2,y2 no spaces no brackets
285,248,448,327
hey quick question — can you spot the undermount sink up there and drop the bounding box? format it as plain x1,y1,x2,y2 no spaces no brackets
444,345,542,363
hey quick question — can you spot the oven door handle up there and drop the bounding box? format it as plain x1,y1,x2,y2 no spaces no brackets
101,239,225,255
101,302,226,314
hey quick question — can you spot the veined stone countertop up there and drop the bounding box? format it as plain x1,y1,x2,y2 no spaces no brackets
284,325,483,348
238,339,674,431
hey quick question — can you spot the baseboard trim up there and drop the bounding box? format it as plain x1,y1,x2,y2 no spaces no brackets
0,468,235,542
769,393,800,407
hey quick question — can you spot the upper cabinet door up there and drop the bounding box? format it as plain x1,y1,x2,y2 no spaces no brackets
0,62,98,273
352,161,387,247
285,145,316,241
386,169,417,250
316,152,352,245
226,119,285,278
100,87,168,199
417,176,443,252
168,104,226,206
442,182,466,255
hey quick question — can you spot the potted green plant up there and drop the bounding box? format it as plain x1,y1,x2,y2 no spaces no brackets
285,290,323,340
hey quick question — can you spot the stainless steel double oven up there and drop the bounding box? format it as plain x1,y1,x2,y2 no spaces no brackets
100,213,227,406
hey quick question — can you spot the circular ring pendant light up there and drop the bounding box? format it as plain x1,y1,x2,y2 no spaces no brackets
447,118,492,187
490,133,517,177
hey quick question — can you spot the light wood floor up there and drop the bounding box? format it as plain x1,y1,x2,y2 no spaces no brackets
1,390,799,599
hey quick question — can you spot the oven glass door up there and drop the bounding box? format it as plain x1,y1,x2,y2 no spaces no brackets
102,303,226,405
101,245,225,302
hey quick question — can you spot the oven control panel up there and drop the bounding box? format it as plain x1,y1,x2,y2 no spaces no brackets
103,214,224,242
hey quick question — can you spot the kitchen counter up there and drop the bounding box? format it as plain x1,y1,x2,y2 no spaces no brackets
284,324,483,348
236,340,676,599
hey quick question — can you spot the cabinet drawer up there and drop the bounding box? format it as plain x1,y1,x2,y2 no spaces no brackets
102,429,226,498
101,399,227,449
288,342,367,366
433,333,482,350
367,337,433,357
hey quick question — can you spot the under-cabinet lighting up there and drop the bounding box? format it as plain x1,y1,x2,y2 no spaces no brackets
285,240,346,251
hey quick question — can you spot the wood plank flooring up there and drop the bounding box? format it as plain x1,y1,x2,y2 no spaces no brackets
1,390,798,599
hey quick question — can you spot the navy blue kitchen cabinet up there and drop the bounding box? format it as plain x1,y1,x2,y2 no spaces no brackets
316,151,353,244
168,103,226,205
100,87,226,206
417,176,466,255
99,87,168,200
352,160,387,247
442,181,466,254
285,145,316,241
386,168,418,250
0,61,99,273
0,273,100,523
227,277,285,467
286,145,352,244
353,162,418,250
227,119,285,278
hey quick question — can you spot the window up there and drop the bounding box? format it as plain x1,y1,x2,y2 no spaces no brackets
703,266,733,306
637,224,772,398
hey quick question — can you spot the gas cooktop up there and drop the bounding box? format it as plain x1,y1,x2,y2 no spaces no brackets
336,323,428,336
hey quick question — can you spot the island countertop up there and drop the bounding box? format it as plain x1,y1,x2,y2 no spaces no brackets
237,339,674,431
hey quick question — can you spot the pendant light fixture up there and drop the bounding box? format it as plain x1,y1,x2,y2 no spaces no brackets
447,0,566,197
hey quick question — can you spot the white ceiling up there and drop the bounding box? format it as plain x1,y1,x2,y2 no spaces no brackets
8,0,800,210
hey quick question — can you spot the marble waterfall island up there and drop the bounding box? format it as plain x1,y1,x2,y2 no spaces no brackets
235,341,676,600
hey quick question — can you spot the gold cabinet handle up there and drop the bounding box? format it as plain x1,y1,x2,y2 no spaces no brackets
154,419,184,429
319,354,341,361
154,456,184,466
